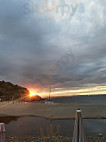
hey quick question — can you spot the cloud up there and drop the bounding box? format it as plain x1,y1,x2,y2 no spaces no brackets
0,0,106,96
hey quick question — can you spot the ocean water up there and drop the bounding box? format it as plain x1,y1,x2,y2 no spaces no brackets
51,95,106,104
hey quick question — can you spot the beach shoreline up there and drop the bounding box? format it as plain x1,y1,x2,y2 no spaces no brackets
0,102,106,119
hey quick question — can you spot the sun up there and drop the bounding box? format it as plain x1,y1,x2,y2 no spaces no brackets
90,1,94,6
29,91,36,97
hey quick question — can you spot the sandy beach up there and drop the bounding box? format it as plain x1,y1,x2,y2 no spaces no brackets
0,102,106,119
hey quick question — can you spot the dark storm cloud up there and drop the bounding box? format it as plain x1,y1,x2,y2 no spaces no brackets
0,0,106,91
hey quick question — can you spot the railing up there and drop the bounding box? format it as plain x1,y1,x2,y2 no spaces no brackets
39,110,106,142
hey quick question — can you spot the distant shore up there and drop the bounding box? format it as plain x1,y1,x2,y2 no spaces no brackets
0,102,106,119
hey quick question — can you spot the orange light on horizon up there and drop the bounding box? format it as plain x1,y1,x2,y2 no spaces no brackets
29,91,36,97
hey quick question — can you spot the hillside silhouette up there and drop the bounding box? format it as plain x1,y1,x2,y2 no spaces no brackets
0,81,29,101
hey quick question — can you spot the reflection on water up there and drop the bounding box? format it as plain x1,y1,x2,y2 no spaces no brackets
5,117,50,137
0,116,106,137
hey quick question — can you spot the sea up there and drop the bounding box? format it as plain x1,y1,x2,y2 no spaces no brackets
51,94,106,104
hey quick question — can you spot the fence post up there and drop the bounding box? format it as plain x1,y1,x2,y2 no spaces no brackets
72,109,85,142
0,123,5,142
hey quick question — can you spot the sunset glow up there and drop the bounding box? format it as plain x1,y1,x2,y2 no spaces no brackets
26,85,106,98
29,91,37,97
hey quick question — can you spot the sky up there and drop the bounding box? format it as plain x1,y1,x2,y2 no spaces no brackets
0,0,106,97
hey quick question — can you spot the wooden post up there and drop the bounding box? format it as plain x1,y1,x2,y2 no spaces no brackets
72,110,85,142
0,123,5,142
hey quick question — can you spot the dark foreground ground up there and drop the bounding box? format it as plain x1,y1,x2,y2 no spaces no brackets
6,136,106,142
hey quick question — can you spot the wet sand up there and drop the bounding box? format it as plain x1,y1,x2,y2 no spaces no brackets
0,102,106,119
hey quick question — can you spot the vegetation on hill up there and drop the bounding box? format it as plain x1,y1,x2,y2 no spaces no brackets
0,81,29,101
